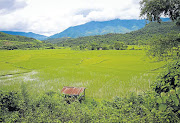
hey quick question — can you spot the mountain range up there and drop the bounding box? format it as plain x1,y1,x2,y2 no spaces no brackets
1,18,170,40
1,20,179,50
1,31,47,40
48,18,170,39
50,21,180,46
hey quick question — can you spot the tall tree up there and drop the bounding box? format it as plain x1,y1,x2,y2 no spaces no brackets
140,0,180,25
140,0,180,59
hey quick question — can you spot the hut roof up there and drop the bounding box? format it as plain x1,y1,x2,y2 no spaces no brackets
61,86,86,96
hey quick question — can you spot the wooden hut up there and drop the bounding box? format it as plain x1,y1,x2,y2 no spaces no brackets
61,86,86,102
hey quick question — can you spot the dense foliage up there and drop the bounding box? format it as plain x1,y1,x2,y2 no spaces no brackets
152,61,180,118
140,0,180,25
139,0,180,60
147,33,180,60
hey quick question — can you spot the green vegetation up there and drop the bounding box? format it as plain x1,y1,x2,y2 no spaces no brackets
1,60,180,122
1,32,180,122
0,22,180,122
0,32,39,42
1,21,179,51
147,33,180,60
140,0,180,25
1,0,180,122
0,88,179,122
0,20,180,123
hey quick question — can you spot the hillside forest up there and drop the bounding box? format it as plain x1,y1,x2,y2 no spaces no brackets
0,32,54,50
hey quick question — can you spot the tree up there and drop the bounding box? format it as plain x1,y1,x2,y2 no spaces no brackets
114,42,128,50
79,45,85,50
140,0,180,59
90,43,98,50
140,0,180,25
102,46,109,50
114,42,120,50
140,1,180,116
109,45,114,50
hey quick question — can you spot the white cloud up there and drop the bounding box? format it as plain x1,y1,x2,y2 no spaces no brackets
0,0,141,36
0,0,27,14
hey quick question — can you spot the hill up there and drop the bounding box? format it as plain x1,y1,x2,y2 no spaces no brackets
48,18,170,39
0,32,43,50
1,31,47,40
47,21,180,49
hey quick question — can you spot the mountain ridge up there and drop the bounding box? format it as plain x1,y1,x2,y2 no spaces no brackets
1,31,47,40
1,18,170,40
47,21,180,47
48,18,170,39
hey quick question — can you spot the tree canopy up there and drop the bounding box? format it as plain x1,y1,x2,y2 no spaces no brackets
140,0,180,25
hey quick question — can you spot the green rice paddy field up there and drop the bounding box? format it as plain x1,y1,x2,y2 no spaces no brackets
0,49,165,100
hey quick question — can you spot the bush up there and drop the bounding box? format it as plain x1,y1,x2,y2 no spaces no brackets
0,91,20,112
152,60,180,118
102,46,109,50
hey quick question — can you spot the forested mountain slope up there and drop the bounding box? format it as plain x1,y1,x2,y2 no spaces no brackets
48,22,180,47
48,18,169,39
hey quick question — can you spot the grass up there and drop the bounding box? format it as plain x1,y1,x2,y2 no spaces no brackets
0,49,165,100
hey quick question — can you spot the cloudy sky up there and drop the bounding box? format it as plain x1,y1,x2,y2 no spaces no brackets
0,0,141,36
